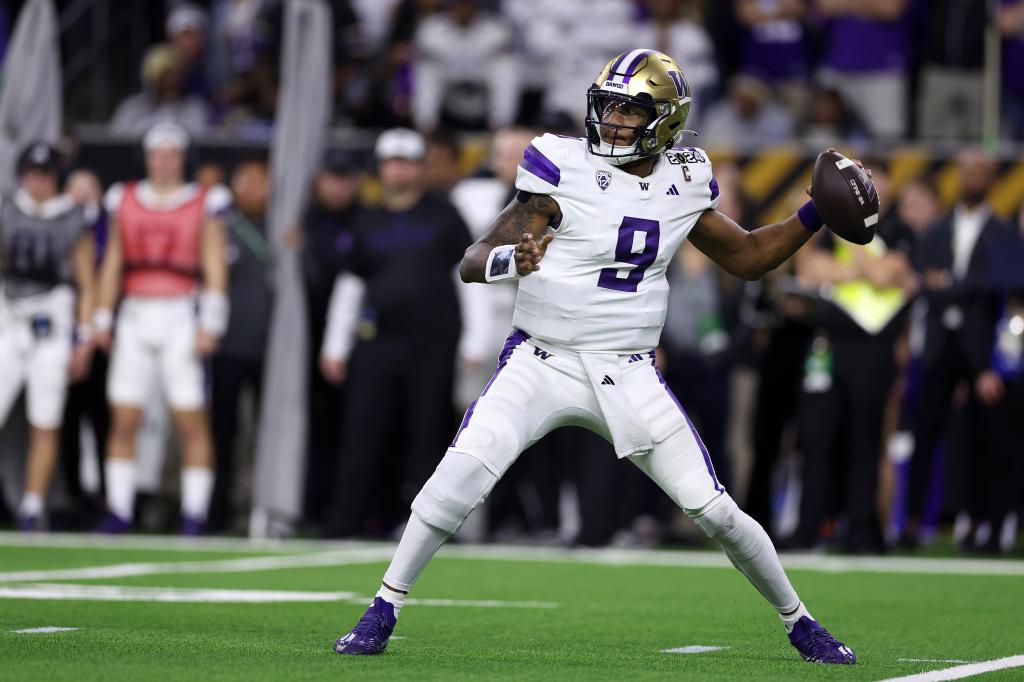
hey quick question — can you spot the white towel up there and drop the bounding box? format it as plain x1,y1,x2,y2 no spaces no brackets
579,353,653,458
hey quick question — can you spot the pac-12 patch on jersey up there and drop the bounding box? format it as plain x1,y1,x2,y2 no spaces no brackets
513,134,719,354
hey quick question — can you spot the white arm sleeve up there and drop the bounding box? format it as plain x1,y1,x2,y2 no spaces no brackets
321,273,366,362
453,266,494,363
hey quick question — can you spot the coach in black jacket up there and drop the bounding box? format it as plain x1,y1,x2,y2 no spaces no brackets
903,150,1013,546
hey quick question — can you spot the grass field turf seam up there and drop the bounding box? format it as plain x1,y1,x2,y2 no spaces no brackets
1,541,1023,681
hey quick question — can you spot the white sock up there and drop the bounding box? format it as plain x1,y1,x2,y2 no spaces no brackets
105,458,137,522
779,601,813,632
377,514,450,617
375,584,409,617
19,492,44,517
181,466,215,520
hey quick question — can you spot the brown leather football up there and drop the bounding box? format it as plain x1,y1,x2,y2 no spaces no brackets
811,150,879,245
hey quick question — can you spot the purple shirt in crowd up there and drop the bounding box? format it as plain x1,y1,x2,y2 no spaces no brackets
740,17,809,81
1004,0,1024,95
823,14,908,73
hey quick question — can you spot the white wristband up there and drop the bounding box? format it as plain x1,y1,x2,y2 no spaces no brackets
93,308,113,332
484,244,522,283
199,289,230,337
75,324,93,345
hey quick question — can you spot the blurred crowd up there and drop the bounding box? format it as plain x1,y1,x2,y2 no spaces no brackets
0,0,1023,556
48,0,1024,143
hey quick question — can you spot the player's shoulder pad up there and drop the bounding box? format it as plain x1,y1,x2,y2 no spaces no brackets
516,133,576,194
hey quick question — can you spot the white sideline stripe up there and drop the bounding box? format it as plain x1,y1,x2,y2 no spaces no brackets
0,583,557,608
877,654,1024,681
899,659,971,664
661,645,727,654
3,533,1024,577
440,546,1024,577
0,548,395,583
11,626,79,634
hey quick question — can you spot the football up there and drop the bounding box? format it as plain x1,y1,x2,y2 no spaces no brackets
811,150,880,245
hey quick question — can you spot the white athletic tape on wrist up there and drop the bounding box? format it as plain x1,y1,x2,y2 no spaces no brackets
92,308,113,332
484,244,522,283
75,324,93,345
199,289,230,337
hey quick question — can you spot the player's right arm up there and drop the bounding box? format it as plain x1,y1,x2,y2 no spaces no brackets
458,192,559,284
93,215,122,351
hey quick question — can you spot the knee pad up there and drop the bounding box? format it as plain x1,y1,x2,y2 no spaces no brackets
689,493,765,560
411,450,498,534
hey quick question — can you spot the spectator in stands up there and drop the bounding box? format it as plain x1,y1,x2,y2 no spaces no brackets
998,0,1024,140
319,128,476,537
423,130,464,196
895,178,942,240
166,3,213,103
208,0,281,127
902,149,1015,549
208,159,272,533
109,44,211,137
702,74,795,148
502,0,633,126
634,0,719,129
801,84,867,146
814,0,910,139
300,149,363,526
790,160,918,554
734,0,810,116
413,0,519,131
915,0,987,140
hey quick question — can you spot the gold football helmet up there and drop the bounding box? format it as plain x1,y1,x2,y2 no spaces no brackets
585,49,693,165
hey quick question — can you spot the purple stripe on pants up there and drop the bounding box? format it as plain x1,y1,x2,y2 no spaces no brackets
450,329,531,447
655,366,725,493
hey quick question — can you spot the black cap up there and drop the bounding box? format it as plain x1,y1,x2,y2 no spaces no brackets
321,148,360,176
17,142,61,176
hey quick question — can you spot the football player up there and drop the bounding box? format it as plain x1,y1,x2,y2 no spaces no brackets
333,50,858,665
93,122,230,535
0,142,96,530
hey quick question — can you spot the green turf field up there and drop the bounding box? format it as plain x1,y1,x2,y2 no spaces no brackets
1,534,1022,681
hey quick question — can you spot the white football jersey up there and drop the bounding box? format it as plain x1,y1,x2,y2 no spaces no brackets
513,133,719,353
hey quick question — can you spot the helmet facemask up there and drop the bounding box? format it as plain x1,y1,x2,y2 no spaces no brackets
585,87,691,166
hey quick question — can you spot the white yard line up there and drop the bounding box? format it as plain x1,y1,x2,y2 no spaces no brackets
11,626,79,634
878,655,1024,681
0,583,556,608
3,532,1024,577
660,645,728,654
0,548,395,583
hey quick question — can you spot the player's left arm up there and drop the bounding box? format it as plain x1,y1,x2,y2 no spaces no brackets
69,231,97,381
197,215,229,355
689,208,814,281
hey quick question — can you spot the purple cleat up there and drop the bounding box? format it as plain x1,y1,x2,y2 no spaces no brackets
180,515,206,537
17,514,40,533
788,616,857,664
96,513,132,534
334,597,397,655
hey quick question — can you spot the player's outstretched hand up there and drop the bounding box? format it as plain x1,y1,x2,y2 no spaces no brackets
515,233,554,275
